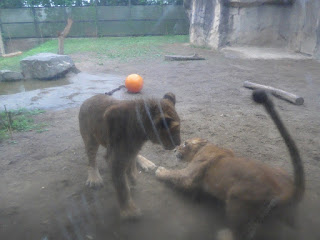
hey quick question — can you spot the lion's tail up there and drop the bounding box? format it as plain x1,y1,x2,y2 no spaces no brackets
252,89,305,204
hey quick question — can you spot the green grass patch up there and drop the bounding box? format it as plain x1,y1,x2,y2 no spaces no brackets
0,35,189,71
0,108,47,142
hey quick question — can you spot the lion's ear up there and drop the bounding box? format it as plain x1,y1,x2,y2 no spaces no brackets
103,104,128,128
103,104,120,121
103,104,129,142
163,92,176,106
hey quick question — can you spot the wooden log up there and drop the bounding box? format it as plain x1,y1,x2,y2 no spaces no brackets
165,54,205,61
243,81,304,105
2,51,23,58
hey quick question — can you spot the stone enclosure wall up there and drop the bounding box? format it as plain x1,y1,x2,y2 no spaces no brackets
186,0,320,60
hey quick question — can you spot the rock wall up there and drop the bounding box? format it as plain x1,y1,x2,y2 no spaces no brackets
288,0,320,58
187,0,320,59
226,3,292,48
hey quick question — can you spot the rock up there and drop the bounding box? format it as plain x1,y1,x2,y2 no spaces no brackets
20,53,75,80
0,70,24,82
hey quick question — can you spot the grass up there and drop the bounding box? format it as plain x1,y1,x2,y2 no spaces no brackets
0,35,189,71
0,108,47,142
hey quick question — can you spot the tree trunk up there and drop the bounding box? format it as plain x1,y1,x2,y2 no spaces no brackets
58,18,73,55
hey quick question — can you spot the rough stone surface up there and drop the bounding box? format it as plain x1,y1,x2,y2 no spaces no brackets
226,0,293,7
227,4,292,48
189,0,218,48
187,0,320,60
20,53,75,80
289,0,320,59
0,70,24,82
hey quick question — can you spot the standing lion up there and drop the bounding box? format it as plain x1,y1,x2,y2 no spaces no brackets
79,92,181,219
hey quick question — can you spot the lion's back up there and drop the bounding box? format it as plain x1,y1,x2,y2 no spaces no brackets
79,94,117,140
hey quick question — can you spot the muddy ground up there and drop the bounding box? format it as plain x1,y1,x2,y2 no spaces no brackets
1,43,320,240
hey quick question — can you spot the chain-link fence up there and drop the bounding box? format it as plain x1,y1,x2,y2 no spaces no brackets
0,4,189,40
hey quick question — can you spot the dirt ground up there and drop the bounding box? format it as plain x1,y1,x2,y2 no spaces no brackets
1,43,320,240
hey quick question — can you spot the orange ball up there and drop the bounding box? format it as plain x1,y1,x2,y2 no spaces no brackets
125,74,144,93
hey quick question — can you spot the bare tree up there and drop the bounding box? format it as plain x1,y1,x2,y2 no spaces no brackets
58,18,73,55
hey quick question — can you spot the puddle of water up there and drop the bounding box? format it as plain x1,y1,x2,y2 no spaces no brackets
0,72,127,111
0,77,72,96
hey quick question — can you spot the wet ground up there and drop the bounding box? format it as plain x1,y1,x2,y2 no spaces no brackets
0,76,71,96
0,72,125,110
1,43,320,240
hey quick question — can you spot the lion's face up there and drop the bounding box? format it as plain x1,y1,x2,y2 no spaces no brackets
148,93,181,150
174,138,208,162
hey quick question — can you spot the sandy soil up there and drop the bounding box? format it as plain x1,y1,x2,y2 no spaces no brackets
1,43,320,240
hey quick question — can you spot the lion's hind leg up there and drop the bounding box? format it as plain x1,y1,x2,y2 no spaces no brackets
223,190,269,240
222,198,254,240
85,136,103,188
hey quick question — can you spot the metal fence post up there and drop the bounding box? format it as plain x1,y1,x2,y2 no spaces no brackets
31,7,41,38
94,1,99,37
129,0,132,16
0,10,5,55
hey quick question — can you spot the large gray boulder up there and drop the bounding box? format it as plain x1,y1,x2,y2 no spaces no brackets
0,70,24,82
20,53,75,80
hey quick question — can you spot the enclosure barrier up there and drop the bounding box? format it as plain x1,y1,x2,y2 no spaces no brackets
0,5,189,41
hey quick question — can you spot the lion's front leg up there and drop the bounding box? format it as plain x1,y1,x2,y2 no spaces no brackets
155,166,196,190
85,137,103,188
127,157,138,187
111,154,141,219
136,154,157,172
156,160,210,190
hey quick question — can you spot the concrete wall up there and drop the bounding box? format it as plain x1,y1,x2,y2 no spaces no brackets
188,0,218,47
187,0,320,60
288,0,320,58
227,4,292,48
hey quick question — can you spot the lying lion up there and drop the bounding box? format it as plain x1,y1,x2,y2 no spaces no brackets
143,90,305,240
79,92,181,219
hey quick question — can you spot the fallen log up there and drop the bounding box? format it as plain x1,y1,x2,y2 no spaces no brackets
164,54,205,61
1,51,23,58
243,81,304,105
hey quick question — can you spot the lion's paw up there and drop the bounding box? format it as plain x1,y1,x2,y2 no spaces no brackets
155,166,168,179
137,155,157,172
86,168,103,188
120,206,141,220
217,229,234,240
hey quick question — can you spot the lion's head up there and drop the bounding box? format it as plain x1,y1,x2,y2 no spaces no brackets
145,92,181,150
174,138,208,162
